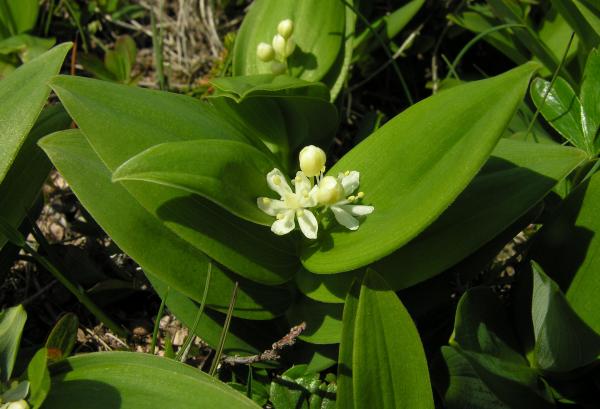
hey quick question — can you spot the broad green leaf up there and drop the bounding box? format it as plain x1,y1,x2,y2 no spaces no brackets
49,75,298,285
0,0,38,35
0,34,56,62
113,140,277,225
210,74,330,102
438,347,554,409
352,270,433,408
210,95,338,171
45,313,78,363
532,171,600,334
336,280,360,409
438,288,555,408
1,380,29,402
286,297,342,345
301,63,539,273
530,77,588,152
0,43,70,182
147,272,276,355
0,104,71,251
581,48,600,152
43,352,261,408
27,348,51,409
373,139,586,289
531,262,600,372
295,269,358,304
538,7,580,62
0,305,26,382
551,0,600,51
232,0,345,83
39,130,292,320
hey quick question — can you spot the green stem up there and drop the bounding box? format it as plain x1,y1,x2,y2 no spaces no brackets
150,286,169,355
209,282,238,376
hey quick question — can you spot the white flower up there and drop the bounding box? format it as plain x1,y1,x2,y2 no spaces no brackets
257,169,319,239
256,42,275,62
299,145,326,177
7,401,30,409
277,19,294,39
326,171,374,231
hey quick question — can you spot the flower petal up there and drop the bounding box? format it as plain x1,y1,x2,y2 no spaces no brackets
340,171,360,196
271,210,295,235
331,205,359,231
296,209,318,239
267,168,292,198
257,197,286,216
341,204,374,216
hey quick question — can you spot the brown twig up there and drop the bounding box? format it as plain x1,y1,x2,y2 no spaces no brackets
222,322,307,366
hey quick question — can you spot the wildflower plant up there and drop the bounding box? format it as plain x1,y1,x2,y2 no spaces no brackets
256,19,296,75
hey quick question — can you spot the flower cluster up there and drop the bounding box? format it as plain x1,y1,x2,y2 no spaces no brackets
256,19,296,75
257,146,374,239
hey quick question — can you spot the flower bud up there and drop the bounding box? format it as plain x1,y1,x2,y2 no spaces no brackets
256,42,275,62
7,400,30,409
272,34,286,57
299,145,326,177
284,37,296,57
316,176,344,205
271,61,286,75
277,19,294,39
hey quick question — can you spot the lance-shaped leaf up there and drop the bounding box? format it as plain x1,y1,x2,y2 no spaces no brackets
532,171,600,334
39,130,292,320
301,62,539,273
0,104,71,251
530,77,588,152
44,352,261,409
531,262,600,373
113,140,277,225
0,305,26,382
233,0,345,83
341,270,434,409
581,48,600,152
372,139,586,289
0,42,70,182
49,75,298,285
286,296,343,345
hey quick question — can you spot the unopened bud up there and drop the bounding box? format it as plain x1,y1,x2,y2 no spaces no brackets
7,400,30,409
277,19,294,39
283,37,296,57
271,61,286,75
316,176,344,205
256,42,275,62
272,34,287,57
299,145,326,177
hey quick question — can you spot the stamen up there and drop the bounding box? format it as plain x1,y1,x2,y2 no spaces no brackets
348,195,356,202
262,198,271,204
276,212,285,220
357,191,365,199
344,170,350,176
273,175,282,185
296,209,304,217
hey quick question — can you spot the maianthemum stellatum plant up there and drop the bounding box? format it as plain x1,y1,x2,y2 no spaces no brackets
1,0,600,408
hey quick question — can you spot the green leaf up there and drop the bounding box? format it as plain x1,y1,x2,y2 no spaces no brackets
530,77,588,152
39,130,293,320
1,380,29,402
0,35,56,62
113,140,277,225
45,313,78,363
210,74,330,102
44,352,261,408
232,0,346,83
286,297,342,345
0,0,38,35
27,348,51,408
0,104,72,251
531,262,600,372
532,171,600,334
581,48,600,152
373,139,586,289
351,270,433,409
0,305,26,382
295,269,358,304
551,0,600,52
438,347,554,409
0,43,70,182
336,280,360,409
301,62,539,273
269,365,335,409
48,75,298,285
